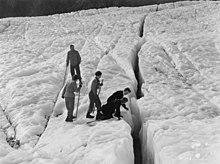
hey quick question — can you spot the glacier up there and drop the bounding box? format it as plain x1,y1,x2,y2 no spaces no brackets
0,1,220,164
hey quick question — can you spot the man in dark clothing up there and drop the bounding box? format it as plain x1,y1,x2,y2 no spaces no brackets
97,97,128,120
107,87,131,110
86,71,103,119
66,45,82,84
62,75,82,122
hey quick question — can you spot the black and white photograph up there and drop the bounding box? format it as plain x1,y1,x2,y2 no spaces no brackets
0,0,220,164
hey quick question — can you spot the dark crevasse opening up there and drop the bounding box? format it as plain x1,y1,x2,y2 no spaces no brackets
132,41,145,164
131,57,144,164
133,136,142,164
132,13,148,164
135,14,145,99
132,51,144,164
0,104,20,149
134,53,144,99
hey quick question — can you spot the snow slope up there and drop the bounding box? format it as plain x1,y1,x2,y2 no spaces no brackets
0,1,219,164
0,4,152,163
138,2,220,164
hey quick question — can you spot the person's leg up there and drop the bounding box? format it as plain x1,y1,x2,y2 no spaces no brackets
65,97,73,121
94,95,102,120
65,97,68,111
96,110,103,120
104,110,113,120
114,106,121,120
68,97,75,118
86,92,95,118
70,65,75,78
94,95,101,112
75,65,82,83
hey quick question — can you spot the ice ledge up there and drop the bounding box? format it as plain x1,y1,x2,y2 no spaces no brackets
36,118,134,164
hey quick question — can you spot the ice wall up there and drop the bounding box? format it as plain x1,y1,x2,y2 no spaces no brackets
138,2,220,164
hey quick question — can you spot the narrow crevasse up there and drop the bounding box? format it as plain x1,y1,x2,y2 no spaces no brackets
130,13,146,164
0,104,18,149
131,51,144,164
33,69,68,146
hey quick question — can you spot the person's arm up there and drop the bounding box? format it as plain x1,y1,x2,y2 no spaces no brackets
77,52,81,64
122,104,128,110
66,53,69,67
115,101,122,120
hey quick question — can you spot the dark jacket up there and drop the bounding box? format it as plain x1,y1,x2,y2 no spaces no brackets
101,99,123,119
101,100,121,119
66,49,81,67
107,90,128,110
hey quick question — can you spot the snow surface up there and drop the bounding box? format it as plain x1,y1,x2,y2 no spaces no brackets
0,1,220,164
138,2,220,164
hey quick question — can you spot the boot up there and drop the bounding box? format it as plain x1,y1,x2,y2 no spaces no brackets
65,116,73,122
70,115,76,119
86,113,94,119
96,111,103,120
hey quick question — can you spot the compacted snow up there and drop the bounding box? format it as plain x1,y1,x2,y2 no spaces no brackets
0,1,220,164
138,2,220,164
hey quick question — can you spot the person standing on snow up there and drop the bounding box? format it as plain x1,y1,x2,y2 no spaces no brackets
107,87,131,110
86,71,103,119
97,97,129,120
66,45,82,84
62,75,82,122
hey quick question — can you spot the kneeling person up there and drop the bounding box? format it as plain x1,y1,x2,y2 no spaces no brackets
107,87,131,110
97,97,128,120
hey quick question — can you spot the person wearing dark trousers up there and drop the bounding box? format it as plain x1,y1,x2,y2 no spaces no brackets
62,75,82,122
86,71,103,119
107,87,131,110
66,44,82,84
97,97,128,120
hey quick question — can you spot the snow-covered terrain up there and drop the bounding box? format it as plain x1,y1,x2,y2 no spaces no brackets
0,1,220,164
138,2,220,164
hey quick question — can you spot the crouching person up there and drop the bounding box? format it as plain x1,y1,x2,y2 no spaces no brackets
107,87,131,110
62,75,82,122
96,97,128,120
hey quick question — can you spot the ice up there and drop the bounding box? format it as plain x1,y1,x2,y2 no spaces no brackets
36,119,133,164
1,3,151,162
1,1,220,164
34,13,146,162
139,2,220,164
143,117,220,164
0,149,64,164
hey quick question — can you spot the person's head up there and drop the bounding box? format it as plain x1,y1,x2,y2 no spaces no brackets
72,75,79,81
123,87,131,95
95,71,102,79
70,44,74,50
120,97,128,104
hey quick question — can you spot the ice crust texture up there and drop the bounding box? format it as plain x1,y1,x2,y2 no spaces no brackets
0,1,220,164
